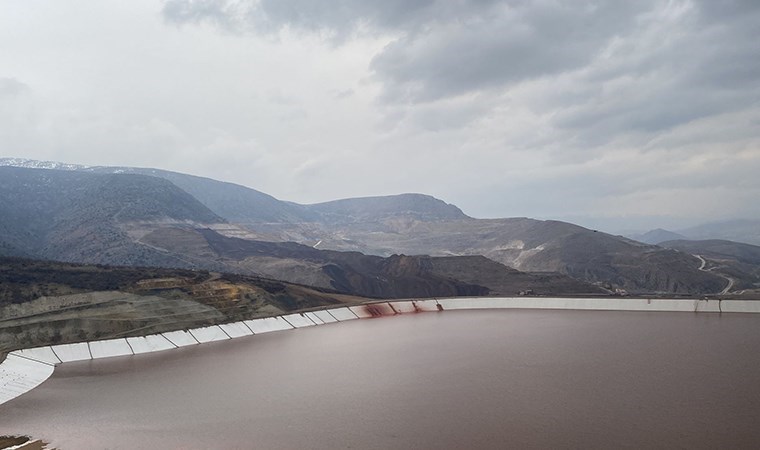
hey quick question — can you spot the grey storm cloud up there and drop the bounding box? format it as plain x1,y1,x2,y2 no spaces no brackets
546,1,760,148
162,0,760,140
164,1,654,101
164,0,493,35
368,1,653,102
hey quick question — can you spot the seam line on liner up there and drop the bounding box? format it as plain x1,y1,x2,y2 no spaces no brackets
348,307,360,319
303,313,319,326
123,338,136,355
217,325,233,339
86,342,93,359
242,320,256,335
280,316,296,329
158,333,179,348
49,346,62,365
325,308,339,322
20,347,62,365
160,333,180,348
187,329,202,344
7,352,55,367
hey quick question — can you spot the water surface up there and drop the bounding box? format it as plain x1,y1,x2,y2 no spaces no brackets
2,310,760,449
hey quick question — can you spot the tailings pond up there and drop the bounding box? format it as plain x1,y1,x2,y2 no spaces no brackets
2,310,760,449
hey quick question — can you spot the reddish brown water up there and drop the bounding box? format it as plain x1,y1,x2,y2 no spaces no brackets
1,310,760,449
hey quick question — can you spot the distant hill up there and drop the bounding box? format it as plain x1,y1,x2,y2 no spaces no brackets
628,228,687,245
294,217,728,294
0,157,90,171
308,193,468,224
85,166,320,224
139,227,601,298
0,158,316,224
0,166,223,266
677,220,760,246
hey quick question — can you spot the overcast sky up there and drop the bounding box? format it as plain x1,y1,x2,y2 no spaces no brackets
1,0,758,232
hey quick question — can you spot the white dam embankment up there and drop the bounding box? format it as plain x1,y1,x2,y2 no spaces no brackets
2,296,759,406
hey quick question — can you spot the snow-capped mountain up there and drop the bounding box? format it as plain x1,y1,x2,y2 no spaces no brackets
0,157,90,171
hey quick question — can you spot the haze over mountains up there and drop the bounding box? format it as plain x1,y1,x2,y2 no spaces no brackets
1,158,757,296
629,222,760,247
628,229,688,246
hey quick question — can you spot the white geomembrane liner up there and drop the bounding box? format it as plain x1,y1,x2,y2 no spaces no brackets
348,306,373,319
127,334,176,354
326,307,358,321
282,313,316,328
50,342,91,363
0,354,55,405
560,297,707,312
413,299,441,312
436,297,513,310
304,312,325,325
311,310,338,324
189,325,231,343
387,301,418,314
161,330,200,347
244,316,294,334
13,346,61,365
434,297,728,313
89,339,133,359
722,300,760,313
219,322,254,338
694,300,721,313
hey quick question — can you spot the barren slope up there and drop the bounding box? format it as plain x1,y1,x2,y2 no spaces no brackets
0,257,362,354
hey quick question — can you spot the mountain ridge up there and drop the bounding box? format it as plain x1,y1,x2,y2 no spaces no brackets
0,158,745,295
627,228,688,245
